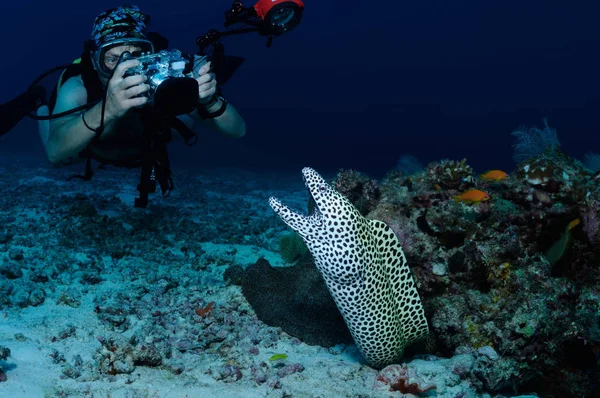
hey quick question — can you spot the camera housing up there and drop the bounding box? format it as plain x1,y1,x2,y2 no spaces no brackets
121,49,190,103
120,49,200,116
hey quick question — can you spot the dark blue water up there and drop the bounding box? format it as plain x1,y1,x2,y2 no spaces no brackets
1,0,599,178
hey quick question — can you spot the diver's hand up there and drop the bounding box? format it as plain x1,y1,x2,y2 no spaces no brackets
104,59,150,120
196,61,218,104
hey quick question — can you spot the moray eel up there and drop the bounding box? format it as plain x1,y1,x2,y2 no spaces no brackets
269,167,429,369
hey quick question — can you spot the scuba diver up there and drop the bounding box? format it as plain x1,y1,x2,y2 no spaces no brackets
0,1,304,207
39,5,245,167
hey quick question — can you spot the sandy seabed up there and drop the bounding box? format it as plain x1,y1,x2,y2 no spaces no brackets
0,159,516,398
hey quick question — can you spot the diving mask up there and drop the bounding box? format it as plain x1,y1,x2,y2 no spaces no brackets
92,38,154,79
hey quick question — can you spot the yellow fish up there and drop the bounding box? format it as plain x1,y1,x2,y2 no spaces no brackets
566,218,580,231
269,353,288,361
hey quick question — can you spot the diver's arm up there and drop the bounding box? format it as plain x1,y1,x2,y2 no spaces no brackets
179,61,245,138
46,61,149,164
178,98,246,138
46,77,119,164
198,97,246,138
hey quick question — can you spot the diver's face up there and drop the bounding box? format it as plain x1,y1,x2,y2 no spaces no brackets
102,44,143,73
95,44,143,85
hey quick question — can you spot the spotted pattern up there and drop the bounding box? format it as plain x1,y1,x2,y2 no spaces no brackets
269,167,429,368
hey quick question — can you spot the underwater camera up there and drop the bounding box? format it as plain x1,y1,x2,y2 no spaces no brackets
119,49,200,116
120,49,190,96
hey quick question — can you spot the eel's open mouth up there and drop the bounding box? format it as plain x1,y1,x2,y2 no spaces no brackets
302,169,323,222
268,168,323,228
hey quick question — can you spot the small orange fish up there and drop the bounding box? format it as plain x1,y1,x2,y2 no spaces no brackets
480,170,508,181
454,189,490,204
566,218,580,231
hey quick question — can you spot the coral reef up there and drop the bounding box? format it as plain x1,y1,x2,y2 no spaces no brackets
426,158,475,190
511,118,561,163
332,168,381,216
277,231,308,263
374,363,436,394
347,150,600,396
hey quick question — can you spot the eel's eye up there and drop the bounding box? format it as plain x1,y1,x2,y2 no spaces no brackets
318,184,328,193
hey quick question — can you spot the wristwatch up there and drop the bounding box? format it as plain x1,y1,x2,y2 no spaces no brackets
196,95,228,120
